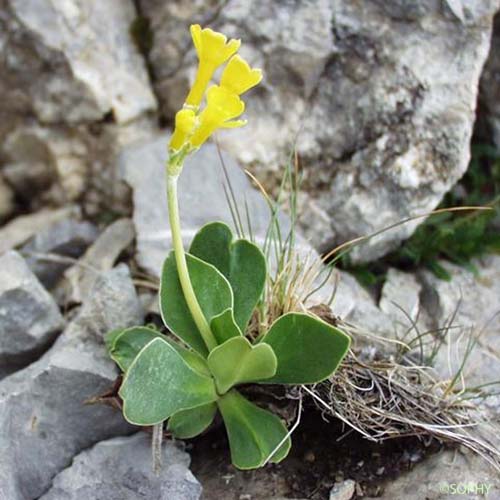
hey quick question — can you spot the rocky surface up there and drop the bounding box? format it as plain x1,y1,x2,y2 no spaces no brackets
369,449,499,500
64,218,134,304
139,0,498,261
480,12,500,149
0,251,64,378
22,218,99,288
40,433,202,500
0,0,156,127
0,265,142,500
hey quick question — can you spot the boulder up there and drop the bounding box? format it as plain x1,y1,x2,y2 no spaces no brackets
0,265,143,500
140,0,498,261
0,251,64,377
39,433,202,500
0,0,156,126
22,218,99,288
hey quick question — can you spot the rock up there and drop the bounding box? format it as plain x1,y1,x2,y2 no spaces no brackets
39,433,202,500
330,479,356,500
64,218,135,303
370,450,499,499
141,0,497,261
21,218,99,288
0,0,156,125
120,135,285,278
2,125,88,204
0,206,79,254
479,13,500,149
379,268,427,332
418,256,500,412
0,265,143,500
419,255,500,411
0,251,64,378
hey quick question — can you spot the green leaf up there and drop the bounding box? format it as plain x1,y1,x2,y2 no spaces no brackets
168,402,218,439
217,390,291,469
109,326,211,376
207,336,277,394
210,308,242,344
119,338,218,426
109,326,167,372
260,312,350,384
189,222,266,331
104,328,125,352
160,251,233,356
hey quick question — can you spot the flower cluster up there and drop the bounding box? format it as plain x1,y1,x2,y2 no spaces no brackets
169,25,262,157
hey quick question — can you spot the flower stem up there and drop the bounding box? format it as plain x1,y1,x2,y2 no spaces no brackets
166,168,217,352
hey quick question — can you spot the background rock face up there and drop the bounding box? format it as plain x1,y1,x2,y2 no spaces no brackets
0,0,156,125
140,0,498,261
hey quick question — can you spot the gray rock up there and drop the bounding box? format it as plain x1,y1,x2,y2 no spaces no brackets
22,218,99,288
0,206,79,254
480,13,500,149
64,218,135,303
379,268,427,332
141,0,497,261
40,433,202,500
419,255,500,411
0,0,156,125
370,450,499,499
0,265,143,500
0,251,64,377
330,479,356,500
120,135,285,278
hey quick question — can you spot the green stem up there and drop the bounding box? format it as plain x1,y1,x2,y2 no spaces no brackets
166,168,217,351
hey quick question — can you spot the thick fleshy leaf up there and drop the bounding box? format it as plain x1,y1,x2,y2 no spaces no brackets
109,326,210,376
168,402,218,439
217,390,291,469
189,222,266,331
160,251,233,356
120,338,218,425
210,308,242,344
104,328,125,352
108,326,166,372
261,312,350,384
208,336,277,394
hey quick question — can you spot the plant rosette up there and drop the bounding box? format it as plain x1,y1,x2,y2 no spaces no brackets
104,24,351,470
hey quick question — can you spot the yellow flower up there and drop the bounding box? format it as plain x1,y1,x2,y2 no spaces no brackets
189,85,246,147
169,108,196,151
220,55,263,95
185,25,241,107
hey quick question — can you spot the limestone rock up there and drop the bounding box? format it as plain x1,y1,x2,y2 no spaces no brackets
64,218,135,303
370,450,499,499
140,0,498,261
0,265,143,500
39,433,202,500
479,13,500,149
379,268,426,332
0,207,79,254
22,218,99,288
0,0,156,125
0,251,64,377
419,255,500,411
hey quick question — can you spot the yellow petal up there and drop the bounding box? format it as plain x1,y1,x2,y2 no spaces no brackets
206,85,245,120
190,24,202,57
221,55,263,95
169,108,196,151
220,119,247,128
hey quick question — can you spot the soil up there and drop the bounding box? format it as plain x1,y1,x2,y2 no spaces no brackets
189,404,442,500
